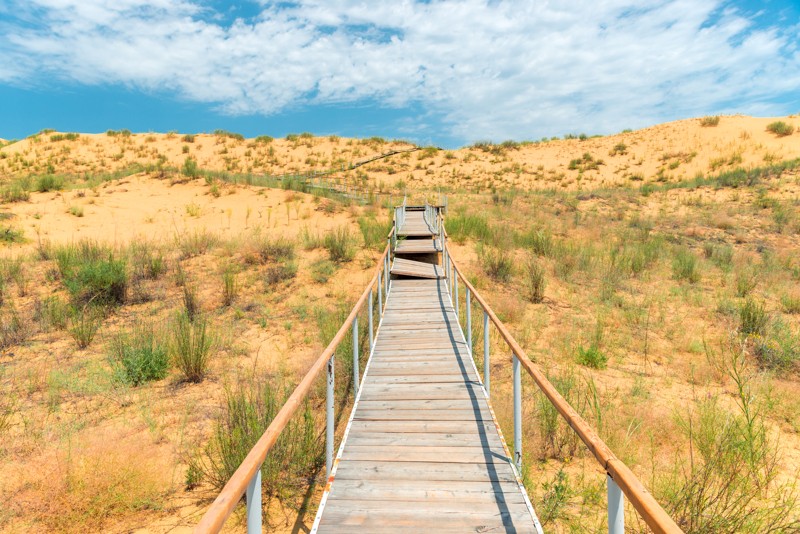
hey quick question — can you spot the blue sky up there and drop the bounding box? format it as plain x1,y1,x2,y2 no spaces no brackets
1,0,798,148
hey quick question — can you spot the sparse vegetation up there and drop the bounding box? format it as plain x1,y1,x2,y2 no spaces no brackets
172,311,213,382
766,121,794,137
324,226,356,262
700,115,720,127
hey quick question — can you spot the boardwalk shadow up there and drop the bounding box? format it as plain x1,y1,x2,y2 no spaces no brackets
434,279,518,533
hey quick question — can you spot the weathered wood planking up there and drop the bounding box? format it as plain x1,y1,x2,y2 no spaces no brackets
390,257,445,279
395,238,441,254
396,210,437,237
314,278,540,533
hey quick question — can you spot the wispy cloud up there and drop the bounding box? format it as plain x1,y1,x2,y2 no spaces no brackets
1,0,798,142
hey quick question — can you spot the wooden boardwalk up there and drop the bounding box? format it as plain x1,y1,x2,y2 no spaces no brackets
313,278,541,533
397,210,437,237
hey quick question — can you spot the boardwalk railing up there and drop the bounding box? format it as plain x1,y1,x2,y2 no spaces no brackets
195,228,396,533
441,221,682,534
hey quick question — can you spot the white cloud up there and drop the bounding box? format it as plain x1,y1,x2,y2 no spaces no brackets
1,0,798,143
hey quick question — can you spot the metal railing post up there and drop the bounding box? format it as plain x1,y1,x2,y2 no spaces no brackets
608,475,625,534
513,354,522,470
326,355,335,477
352,317,359,396
454,274,459,319
245,468,262,534
466,287,472,354
483,311,490,397
368,288,374,350
378,272,383,315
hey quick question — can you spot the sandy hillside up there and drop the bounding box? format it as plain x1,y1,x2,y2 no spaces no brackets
1,115,798,192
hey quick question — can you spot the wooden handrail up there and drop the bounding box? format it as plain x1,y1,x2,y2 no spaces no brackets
195,243,391,533
445,244,682,534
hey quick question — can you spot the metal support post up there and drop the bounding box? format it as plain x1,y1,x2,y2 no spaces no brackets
466,287,472,354
607,475,625,534
484,311,490,397
513,354,522,470
454,275,459,320
378,272,383,316
368,288,374,350
352,317,359,396
326,356,335,477
246,468,262,534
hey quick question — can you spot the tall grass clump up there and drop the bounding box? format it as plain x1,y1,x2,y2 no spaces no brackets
35,174,65,192
221,268,237,307
523,255,546,303
477,245,513,282
700,116,720,127
750,318,800,371
516,227,554,257
255,236,296,263
324,226,356,262
446,211,492,244
739,298,768,337
672,246,701,283
766,121,794,137
177,229,219,259
68,306,103,349
109,323,169,386
189,376,320,523
56,241,128,305
172,311,213,382
358,216,391,251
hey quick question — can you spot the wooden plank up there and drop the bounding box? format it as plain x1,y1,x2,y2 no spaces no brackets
323,479,527,504
331,460,520,483
390,258,445,279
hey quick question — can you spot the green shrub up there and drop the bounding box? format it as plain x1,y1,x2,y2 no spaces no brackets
700,116,720,127
750,318,799,371
35,175,64,192
182,156,200,178
478,245,513,282
172,312,213,383
68,306,103,349
64,255,128,306
189,375,320,518
446,212,491,244
324,227,356,262
523,255,546,303
265,261,298,286
181,134,196,143
255,135,273,144
538,469,573,526
735,268,758,297
221,269,237,307
780,293,800,314
109,323,169,386
2,183,30,202
0,226,24,244
358,216,391,251
766,121,794,137
256,236,296,263
672,247,701,283
516,227,553,257
739,298,768,337
178,230,219,259
576,344,608,369
310,259,336,283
